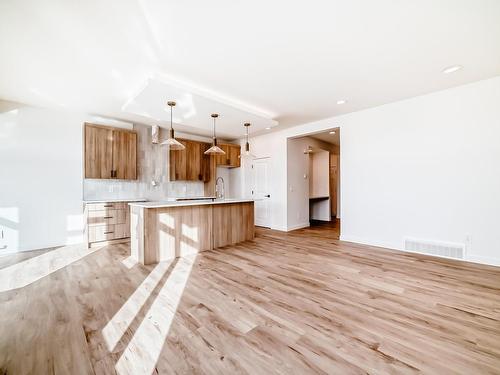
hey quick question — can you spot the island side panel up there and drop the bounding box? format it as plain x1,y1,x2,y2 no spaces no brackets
144,205,213,264
130,205,145,264
213,202,255,248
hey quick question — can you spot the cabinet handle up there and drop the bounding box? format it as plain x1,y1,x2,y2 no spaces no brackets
104,231,114,234
104,205,113,208
104,216,113,219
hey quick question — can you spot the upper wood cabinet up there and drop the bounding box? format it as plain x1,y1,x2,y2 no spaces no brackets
84,123,137,180
170,139,212,182
216,143,241,168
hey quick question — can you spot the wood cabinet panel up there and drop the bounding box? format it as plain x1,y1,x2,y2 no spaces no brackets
84,201,133,247
85,126,113,179
144,205,213,261
213,202,254,248
215,143,241,168
228,145,241,167
169,139,188,180
113,130,137,180
170,139,211,182
215,144,230,166
84,124,137,180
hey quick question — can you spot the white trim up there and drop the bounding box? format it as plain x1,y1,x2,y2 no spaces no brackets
466,254,500,267
340,234,500,268
286,222,311,231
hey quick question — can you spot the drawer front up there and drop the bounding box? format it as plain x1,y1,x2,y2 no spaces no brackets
88,209,118,226
87,209,128,226
86,202,128,211
88,225,117,242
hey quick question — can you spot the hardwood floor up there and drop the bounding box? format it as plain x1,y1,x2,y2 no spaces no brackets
1,226,500,374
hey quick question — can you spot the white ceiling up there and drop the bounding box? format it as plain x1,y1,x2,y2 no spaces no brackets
1,0,499,138
122,77,277,136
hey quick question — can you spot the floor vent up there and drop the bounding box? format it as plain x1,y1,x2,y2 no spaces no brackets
404,238,465,260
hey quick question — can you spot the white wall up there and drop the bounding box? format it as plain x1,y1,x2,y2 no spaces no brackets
0,103,85,253
245,75,500,266
339,76,500,266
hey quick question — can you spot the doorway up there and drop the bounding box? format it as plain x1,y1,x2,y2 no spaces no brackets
287,128,340,238
252,157,271,228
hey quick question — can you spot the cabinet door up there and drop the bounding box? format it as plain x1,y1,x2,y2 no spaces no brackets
169,139,188,180
228,145,241,167
215,144,230,166
186,140,202,181
112,130,137,180
200,142,212,182
85,125,113,179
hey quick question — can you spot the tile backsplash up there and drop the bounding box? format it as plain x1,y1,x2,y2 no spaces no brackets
83,124,206,201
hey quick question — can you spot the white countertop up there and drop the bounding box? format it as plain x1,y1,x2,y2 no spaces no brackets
129,198,254,208
83,198,147,204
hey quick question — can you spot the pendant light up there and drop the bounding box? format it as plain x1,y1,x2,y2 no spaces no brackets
240,122,255,158
161,101,185,150
204,113,225,155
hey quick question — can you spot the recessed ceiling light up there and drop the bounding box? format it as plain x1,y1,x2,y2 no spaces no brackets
336,99,347,105
329,131,336,134
442,65,463,74
265,127,271,130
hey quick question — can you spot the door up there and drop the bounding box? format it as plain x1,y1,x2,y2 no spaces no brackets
85,125,113,179
252,158,271,228
112,130,137,180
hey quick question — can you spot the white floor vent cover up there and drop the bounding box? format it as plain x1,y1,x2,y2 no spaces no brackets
404,238,465,259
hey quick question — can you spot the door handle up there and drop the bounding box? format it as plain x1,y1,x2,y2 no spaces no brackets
265,194,271,198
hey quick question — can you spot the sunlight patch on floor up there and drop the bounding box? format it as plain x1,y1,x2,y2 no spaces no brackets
0,244,97,292
102,259,174,351
115,255,196,375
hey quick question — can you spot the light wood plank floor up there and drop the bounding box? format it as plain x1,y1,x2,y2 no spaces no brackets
1,226,500,374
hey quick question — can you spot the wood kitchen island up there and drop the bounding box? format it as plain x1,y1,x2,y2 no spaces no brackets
129,199,254,265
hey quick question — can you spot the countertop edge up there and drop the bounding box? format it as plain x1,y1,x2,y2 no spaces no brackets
128,199,255,208
83,198,147,204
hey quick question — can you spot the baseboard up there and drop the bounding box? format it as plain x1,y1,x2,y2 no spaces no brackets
286,222,310,231
466,254,500,267
340,234,500,268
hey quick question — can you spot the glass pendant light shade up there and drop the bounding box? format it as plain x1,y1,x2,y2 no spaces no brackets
160,101,185,150
204,113,226,155
161,128,185,150
240,123,255,158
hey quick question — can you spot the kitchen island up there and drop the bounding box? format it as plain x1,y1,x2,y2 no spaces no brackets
129,199,254,265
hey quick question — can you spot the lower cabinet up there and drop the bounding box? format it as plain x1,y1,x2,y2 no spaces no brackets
84,201,135,247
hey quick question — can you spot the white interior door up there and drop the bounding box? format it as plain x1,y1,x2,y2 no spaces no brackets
252,158,271,228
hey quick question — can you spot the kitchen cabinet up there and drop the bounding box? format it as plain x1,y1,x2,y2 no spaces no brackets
216,143,241,168
84,200,136,247
84,123,137,179
170,139,212,182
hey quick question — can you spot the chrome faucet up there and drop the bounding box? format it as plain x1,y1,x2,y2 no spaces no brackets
215,177,225,200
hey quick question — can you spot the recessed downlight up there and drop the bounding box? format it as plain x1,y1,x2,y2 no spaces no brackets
329,131,336,135
442,65,463,74
265,127,271,130
336,99,347,105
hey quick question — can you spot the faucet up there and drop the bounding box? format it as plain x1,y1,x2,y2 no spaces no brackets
215,177,225,199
